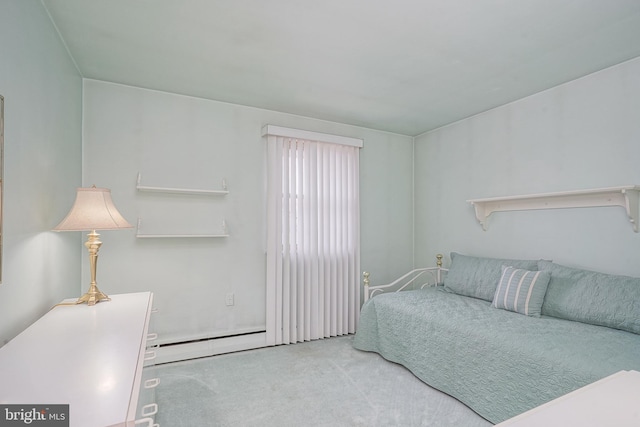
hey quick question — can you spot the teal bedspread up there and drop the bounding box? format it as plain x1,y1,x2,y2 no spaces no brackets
353,287,640,424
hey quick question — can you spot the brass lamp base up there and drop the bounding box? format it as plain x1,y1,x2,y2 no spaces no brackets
76,230,112,306
76,283,111,306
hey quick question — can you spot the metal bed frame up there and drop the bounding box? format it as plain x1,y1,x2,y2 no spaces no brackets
363,254,449,302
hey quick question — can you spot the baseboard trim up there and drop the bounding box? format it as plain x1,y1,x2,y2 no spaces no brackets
156,332,268,364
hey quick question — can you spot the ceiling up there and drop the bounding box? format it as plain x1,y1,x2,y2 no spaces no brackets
42,0,640,136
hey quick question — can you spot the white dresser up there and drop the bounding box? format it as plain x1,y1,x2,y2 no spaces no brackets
0,292,159,427
497,370,640,427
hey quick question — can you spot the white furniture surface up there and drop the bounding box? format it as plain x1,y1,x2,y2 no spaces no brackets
496,370,640,427
0,292,154,427
467,185,640,232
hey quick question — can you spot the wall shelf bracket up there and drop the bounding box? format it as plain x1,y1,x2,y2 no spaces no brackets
467,185,640,232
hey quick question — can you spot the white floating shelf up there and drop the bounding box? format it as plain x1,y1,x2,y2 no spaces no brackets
467,185,640,232
135,218,229,238
136,173,228,195
136,233,229,238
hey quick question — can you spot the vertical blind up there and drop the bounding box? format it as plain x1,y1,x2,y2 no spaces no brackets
265,126,361,345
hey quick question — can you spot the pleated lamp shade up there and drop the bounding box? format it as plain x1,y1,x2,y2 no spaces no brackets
53,187,133,231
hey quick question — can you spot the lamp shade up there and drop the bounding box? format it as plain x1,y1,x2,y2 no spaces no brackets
53,187,133,231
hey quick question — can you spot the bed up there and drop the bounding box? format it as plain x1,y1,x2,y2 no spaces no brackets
353,253,640,424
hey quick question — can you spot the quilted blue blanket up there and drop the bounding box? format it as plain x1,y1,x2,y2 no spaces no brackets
353,287,640,424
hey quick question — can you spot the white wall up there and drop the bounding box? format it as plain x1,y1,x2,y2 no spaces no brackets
82,80,414,345
414,57,640,277
0,0,83,345
9,0,635,352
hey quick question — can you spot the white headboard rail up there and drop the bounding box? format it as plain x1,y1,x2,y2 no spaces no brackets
363,254,448,302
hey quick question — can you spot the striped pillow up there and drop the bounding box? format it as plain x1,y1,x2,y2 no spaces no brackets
492,266,551,317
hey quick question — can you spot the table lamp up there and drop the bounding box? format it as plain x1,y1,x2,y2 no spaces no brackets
53,186,133,305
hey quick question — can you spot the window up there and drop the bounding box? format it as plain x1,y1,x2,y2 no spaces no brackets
264,126,362,345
